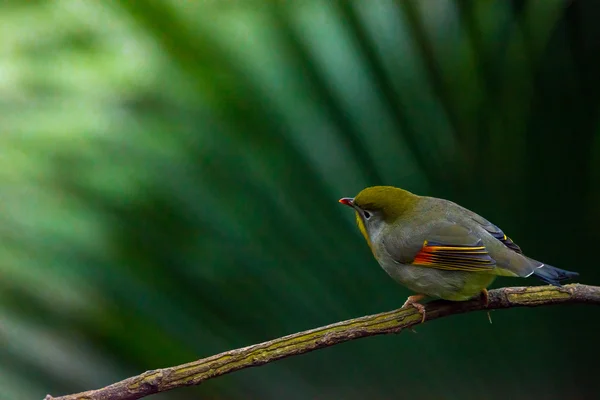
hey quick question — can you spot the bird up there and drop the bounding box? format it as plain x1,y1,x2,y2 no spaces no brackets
339,186,579,322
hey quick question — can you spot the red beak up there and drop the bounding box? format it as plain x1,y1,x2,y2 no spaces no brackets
339,197,354,207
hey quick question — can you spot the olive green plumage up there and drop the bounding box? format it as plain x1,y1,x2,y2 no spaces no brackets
340,186,578,303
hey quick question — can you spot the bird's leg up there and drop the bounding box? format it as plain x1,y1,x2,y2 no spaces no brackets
480,288,489,307
480,289,492,324
402,294,427,323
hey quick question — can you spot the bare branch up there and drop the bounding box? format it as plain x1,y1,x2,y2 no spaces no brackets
45,284,600,400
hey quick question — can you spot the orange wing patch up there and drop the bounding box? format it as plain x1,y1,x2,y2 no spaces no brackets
412,240,496,272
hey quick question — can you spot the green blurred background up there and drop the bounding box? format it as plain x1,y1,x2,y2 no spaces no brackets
2,0,600,399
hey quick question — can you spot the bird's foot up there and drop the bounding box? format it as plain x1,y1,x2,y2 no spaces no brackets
480,288,489,307
402,294,427,323
480,289,492,324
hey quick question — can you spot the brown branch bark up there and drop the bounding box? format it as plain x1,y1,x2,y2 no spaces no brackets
45,284,600,400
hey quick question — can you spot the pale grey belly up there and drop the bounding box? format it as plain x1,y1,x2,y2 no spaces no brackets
378,259,495,301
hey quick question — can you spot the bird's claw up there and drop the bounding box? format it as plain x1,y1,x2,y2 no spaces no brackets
480,289,493,324
480,288,489,307
402,295,427,323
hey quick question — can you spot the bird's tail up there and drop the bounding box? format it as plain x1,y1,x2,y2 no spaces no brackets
532,263,579,287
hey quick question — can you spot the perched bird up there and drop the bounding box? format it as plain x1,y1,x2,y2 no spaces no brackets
339,186,578,321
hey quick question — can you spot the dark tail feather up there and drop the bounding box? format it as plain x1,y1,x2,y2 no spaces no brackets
533,264,579,287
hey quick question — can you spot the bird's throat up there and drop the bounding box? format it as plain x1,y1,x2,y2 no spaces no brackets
355,212,373,252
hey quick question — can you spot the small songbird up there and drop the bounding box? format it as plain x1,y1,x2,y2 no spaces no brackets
339,186,579,321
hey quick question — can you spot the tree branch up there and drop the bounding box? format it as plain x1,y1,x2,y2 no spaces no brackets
45,284,600,400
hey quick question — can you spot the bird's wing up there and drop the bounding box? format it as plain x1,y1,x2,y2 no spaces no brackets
466,214,578,283
385,222,497,273
467,213,522,254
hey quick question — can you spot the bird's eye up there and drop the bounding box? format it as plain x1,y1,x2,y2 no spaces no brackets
363,211,371,220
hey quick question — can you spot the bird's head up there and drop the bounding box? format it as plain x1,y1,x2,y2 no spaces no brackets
339,186,419,248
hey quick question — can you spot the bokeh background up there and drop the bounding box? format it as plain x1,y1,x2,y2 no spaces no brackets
2,0,600,399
